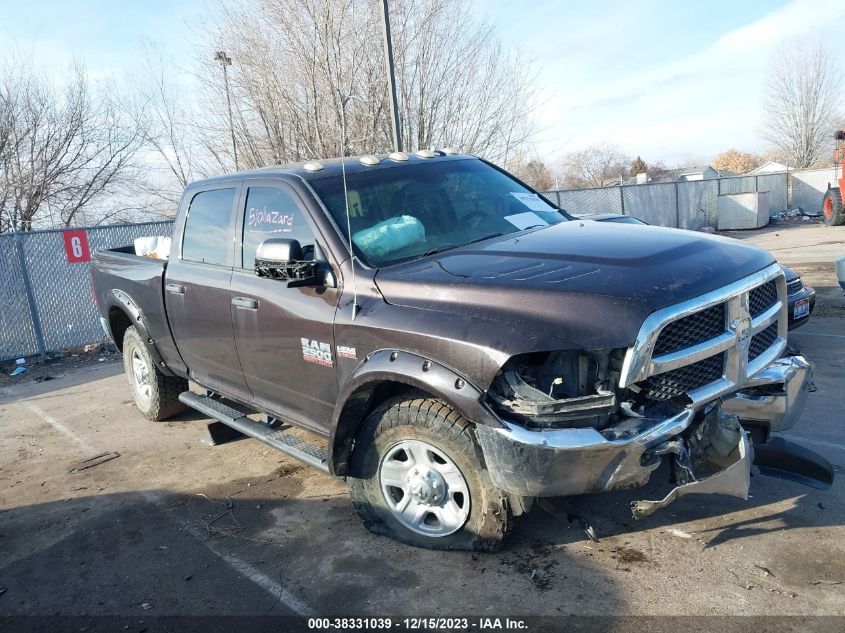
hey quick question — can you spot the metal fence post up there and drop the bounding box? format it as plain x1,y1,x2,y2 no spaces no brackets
619,185,625,214
674,182,680,228
12,232,47,360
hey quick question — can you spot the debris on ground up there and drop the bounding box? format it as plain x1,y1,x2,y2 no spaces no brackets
10,367,26,377
809,580,842,585
698,226,716,234
668,528,693,539
67,452,121,474
754,564,775,577
33,375,55,383
769,208,823,225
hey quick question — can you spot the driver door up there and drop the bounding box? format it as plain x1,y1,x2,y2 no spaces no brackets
229,179,341,434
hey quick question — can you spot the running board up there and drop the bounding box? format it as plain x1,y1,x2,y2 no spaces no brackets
178,392,330,473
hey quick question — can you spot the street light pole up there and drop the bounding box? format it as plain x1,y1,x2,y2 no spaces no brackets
380,0,402,153
214,51,239,171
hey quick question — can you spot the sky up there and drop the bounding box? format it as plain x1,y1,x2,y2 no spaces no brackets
2,0,845,167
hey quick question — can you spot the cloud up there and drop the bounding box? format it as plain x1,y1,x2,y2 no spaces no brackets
535,0,845,161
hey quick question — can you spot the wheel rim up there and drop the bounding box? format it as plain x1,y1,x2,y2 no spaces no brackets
131,348,152,404
825,197,833,218
378,439,470,537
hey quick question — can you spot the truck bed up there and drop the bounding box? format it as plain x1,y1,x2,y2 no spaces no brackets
91,247,183,373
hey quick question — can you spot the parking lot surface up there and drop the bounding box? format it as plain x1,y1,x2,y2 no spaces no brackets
1,224,843,619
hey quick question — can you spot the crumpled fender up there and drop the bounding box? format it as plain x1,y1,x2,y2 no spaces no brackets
327,348,504,476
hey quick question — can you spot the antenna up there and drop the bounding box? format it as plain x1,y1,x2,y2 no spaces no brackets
340,150,359,320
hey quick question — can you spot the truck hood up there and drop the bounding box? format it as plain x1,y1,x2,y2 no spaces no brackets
373,221,775,351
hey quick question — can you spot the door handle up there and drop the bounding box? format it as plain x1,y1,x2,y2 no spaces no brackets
232,297,259,310
165,283,185,295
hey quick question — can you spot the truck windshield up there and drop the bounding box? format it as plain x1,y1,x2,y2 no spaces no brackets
308,158,566,267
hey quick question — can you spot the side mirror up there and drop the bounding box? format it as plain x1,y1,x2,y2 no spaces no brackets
255,238,318,284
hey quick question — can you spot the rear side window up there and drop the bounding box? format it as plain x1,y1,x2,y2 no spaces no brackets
242,186,315,269
182,188,236,266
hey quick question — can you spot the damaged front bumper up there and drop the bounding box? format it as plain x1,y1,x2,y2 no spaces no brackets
721,355,813,438
475,354,814,512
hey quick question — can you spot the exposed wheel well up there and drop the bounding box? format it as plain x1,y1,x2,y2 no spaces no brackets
331,380,430,476
108,307,133,352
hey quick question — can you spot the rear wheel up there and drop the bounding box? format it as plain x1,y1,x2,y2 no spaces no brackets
123,326,187,421
823,187,844,226
347,395,514,551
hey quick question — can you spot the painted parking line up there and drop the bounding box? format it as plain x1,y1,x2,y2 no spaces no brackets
22,399,315,617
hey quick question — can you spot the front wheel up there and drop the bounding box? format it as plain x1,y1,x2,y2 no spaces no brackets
823,187,844,226
347,395,514,551
123,326,187,421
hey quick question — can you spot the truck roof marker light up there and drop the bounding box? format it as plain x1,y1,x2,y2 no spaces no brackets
388,152,409,162
303,161,324,172
415,149,436,159
360,155,380,166
442,147,459,155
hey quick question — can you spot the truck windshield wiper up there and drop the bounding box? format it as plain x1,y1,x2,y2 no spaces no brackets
419,233,505,259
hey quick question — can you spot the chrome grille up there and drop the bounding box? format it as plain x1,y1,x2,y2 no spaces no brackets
642,353,725,401
749,280,777,317
653,303,725,355
749,322,778,361
620,263,787,406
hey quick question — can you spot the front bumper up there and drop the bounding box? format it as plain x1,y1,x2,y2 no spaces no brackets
722,355,813,436
475,354,812,499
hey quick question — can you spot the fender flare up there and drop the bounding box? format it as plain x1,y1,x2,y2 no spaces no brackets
327,349,504,476
104,289,174,376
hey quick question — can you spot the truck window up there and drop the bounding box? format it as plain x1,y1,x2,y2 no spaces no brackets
308,159,566,267
241,186,316,269
182,188,237,266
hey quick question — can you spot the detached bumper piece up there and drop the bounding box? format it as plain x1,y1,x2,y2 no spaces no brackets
476,355,831,516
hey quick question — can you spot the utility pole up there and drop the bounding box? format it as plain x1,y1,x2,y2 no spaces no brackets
381,0,402,152
214,51,239,170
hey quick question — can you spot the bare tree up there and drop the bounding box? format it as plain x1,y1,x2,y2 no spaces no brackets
762,39,842,169
0,57,145,231
193,0,538,168
560,144,630,189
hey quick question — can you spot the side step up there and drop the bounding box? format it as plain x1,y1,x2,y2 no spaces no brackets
179,392,330,473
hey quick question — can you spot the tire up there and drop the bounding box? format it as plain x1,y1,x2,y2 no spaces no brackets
823,187,844,226
123,326,187,421
347,394,514,552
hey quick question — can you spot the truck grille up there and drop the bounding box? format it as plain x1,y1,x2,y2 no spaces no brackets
643,354,725,401
620,264,787,405
750,280,777,317
749,322,778,361
653,303,725,356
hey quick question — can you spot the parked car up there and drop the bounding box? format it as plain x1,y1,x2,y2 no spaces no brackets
837,254,845,291
579,214,816,329
91,153,832,551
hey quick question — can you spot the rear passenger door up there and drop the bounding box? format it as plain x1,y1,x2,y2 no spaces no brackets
165,184,252,402
230,180,341,434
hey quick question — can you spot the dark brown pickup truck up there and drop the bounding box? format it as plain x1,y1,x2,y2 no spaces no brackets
91,152,832,551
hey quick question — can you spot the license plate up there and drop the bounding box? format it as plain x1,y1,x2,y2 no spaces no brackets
794,298,810,319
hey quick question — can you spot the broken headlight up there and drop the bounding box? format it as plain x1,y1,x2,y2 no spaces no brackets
487,349,627,429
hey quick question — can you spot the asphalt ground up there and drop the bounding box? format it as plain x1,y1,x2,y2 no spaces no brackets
0,224,843,625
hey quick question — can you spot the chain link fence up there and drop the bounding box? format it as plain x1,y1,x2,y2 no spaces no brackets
0,221,174,362
543,167,832,229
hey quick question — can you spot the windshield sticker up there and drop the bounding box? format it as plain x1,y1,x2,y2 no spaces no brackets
503,211,549,230
509,192,551,212
301,338,333,367
337,345,357,360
